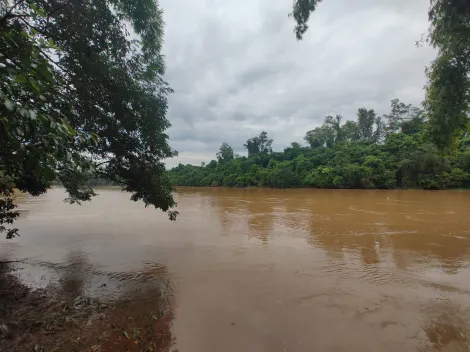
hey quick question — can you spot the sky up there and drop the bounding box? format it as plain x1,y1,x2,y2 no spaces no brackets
159,0,436,167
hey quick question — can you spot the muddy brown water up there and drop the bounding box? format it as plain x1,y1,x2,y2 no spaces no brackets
1,187,470,351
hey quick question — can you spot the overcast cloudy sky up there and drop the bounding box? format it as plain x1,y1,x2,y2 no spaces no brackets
159,0,436,167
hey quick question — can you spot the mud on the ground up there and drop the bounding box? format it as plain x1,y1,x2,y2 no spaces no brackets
0,270,175,352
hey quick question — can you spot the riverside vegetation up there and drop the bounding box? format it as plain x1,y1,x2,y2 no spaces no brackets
169,99,470,190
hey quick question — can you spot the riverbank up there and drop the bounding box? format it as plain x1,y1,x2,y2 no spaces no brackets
173,185,469,191
0,266,174,352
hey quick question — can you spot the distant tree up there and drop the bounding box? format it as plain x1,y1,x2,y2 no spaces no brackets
244,138,260,156
383,99,412,137
244,131,273,156
304,116,340,148
169,99,470,191
216,143,234,163
382,99,426,138
357,108,376,142
290,142,302,149
324,115,343,144
341,120,360,143
258,131,273,154
304,126,327,148
207,160,218,169
289,0,470,149
401,111,426,136
373,116,385,144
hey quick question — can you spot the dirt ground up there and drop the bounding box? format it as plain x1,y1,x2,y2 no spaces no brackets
0,269,176,352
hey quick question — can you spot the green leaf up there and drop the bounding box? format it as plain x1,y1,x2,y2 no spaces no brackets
38,64,53,82
15,74,27,84
47,39,61,51
29,79,41,94
91,132,100,146
29,110,37,120
65,123,76,136
30,4,46,18
37,8,46,18
18,107,28,117
3,98,14,111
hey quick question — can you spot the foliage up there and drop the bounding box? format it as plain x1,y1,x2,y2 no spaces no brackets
0,0,176,238
216,142,234,163
169,99,470,190
244,131,273,156
426,0,470,149
290,0,323,40
290,0,470,149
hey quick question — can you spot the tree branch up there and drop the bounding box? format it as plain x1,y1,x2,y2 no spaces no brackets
95,160,110,167
0,0,26,28
0,12,30,28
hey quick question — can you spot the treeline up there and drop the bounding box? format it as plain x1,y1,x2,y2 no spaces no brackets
168,99,470,190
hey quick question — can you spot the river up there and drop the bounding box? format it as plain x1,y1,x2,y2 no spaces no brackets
1,187,470,351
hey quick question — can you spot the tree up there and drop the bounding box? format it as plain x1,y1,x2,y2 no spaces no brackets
357,108,376,142
401,110,426,136
341,120,360,142
425,0,470,149
304,116,339,148
383,99,411,136
216,142,234,163
324,115,343,144
244,136,261,156
169,98,470,191
258,131,273,154
373,116,385,144
304,126,327,148
290,0,470,149
381,99,426,138
1,0,177,238
244,131,273,156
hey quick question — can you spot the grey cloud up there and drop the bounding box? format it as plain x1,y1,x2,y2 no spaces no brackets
160,0,436,167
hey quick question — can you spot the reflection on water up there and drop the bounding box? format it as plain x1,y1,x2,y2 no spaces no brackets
1,187,470,351
59,250,92,297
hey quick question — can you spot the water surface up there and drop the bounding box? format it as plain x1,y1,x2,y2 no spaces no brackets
2,187,470,351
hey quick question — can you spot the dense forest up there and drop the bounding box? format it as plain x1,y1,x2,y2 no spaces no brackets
169,99,470,190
